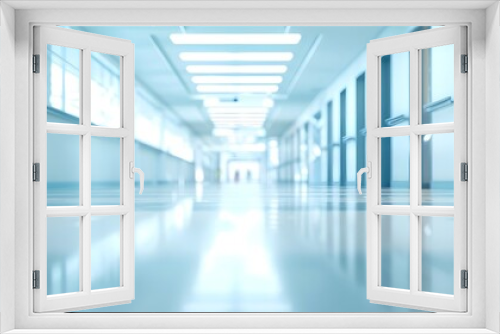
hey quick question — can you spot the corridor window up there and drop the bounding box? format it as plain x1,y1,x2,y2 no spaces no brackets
365,26,467,312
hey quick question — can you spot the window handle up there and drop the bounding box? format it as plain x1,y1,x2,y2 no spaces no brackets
357,162,372,195
129,162,145,195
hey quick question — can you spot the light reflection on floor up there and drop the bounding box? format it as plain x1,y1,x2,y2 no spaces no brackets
74,182,428,313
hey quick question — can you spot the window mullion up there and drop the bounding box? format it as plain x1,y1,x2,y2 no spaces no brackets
82,48,92,294
409,47,420,295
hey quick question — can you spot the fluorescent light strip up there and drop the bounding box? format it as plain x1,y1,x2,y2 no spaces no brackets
213,128,266,136
192,76,283,84
203,98,274,108
213,124,264,127
212,121,266,124
180,52,294,62
210,117,267,122
170,33,301,45
212,123,264,127
210,113,267,117
208,107,269,114
197,85,279,93
214,125,264,128
187,65,287,74
215,126,264,129
210,118,267,122
209,113,267,117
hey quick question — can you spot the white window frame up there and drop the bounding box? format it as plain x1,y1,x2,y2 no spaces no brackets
365,26,467,312
33,25,136,313
1,1,499,333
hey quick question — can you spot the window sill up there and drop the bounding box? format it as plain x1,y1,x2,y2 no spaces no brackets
4,329,497,334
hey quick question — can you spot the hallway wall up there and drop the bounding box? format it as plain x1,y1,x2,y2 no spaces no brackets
276,26,418,186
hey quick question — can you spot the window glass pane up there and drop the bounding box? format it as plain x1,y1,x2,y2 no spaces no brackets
421,44,454,124
91,136,121,205
381,215,410,290
381,52,409,127
421,133,454,206
47,45,80,125
91,52,121,128
421,216,454,295
91,215,121,290
47,133,80,206
47,216,80,295
381,136,410,205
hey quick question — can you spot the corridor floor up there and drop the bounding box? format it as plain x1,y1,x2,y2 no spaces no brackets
75,182,427,313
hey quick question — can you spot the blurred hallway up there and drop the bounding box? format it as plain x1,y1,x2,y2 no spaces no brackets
45,25,455,313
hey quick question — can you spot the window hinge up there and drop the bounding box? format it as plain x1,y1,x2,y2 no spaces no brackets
33,163,40,182
461,162,468,182
33,270,40,289
461,269,468,289
33,54,40,73
461,54,468,73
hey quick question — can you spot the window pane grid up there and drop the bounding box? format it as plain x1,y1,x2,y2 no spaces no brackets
44,47,127,296
376,47,457,296
367,25,466,312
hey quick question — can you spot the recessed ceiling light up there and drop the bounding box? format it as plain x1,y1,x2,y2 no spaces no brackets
212,119,265,124
192,76,283,84
213,124,264,129
180,52,294,62
197,85,279,93
208,107,269,114
170,33,301,45
211,117,265,121
210,116,267,120
212,128,267,137
203,97,274,108
187,65,287,74
211,114,265,118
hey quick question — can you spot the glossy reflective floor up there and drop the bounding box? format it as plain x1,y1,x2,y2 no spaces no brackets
63,182,443,313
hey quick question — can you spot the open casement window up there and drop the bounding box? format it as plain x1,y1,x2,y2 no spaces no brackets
33,26,142,312
363,26,467,312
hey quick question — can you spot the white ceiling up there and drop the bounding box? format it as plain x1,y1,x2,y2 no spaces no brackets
72,26,390,138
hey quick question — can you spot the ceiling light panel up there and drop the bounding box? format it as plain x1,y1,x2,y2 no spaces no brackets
212,118,265,123
187,65,287,74
192,76,283,84
197,85,279,93
180,52,294,62
208,108,269,114
212,128,267,137
213,123,265,127
203,97,274,108
170,33,301,45
209,113,267,117
210,115,267,122
214,124,264,129
209,114,269,118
